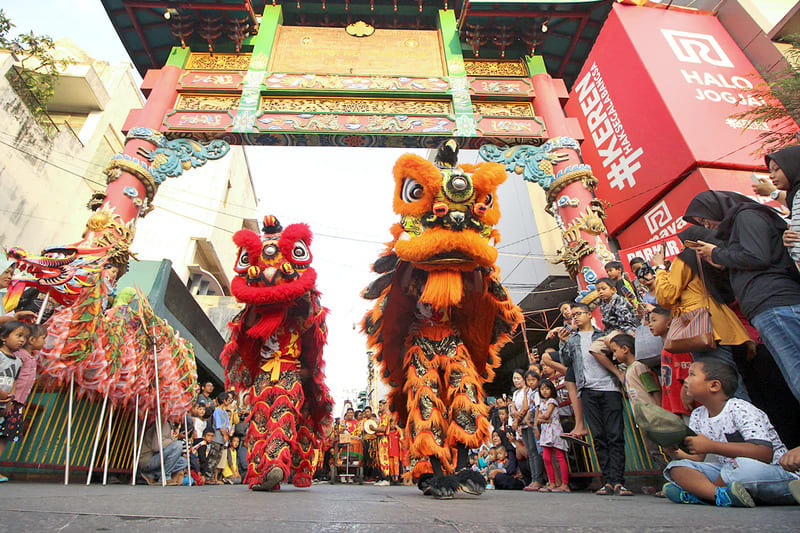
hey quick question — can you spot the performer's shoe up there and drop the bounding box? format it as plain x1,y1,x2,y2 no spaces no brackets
456,470,486,496
417,473,435,495
426,474,460,500
252,467,284,492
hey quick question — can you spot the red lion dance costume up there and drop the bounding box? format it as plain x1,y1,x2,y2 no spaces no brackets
221,216,333,491
362,141,523,498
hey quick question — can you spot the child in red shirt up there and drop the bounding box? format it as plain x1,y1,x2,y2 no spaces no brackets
649,306,693,417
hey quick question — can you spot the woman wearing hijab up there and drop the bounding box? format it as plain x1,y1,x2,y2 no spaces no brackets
651,226,752,398
683,190,800,404
765,145,800,266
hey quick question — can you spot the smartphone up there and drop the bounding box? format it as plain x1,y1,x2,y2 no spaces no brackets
684,240,699,247
750,173,763,185
563,323,574,335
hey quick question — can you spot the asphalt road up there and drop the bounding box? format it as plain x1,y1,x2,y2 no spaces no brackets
1,481,798,532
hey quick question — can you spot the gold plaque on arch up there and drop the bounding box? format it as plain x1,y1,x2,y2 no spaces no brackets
270,26,445,77
473,101,534,117
259,97,452,115
186,53,252,71
464,59,527,77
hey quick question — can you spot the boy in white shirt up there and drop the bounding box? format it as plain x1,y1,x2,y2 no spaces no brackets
663,360,800,507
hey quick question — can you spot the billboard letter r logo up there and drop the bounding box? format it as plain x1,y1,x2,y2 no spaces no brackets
644,201,672,234
661,29,734,68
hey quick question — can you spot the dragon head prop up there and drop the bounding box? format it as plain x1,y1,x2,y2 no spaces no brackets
3,245,110,310
388,140,507,308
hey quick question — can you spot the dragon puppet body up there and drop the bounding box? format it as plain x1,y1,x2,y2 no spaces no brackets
221,216,333,491
362,141,523,498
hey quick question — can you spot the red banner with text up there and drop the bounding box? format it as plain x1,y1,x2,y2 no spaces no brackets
619,234,684,279
564,3,792,234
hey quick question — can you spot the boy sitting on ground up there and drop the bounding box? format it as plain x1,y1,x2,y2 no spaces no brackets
663,360,800,507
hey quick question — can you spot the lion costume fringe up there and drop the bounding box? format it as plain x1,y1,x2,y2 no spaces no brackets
362,141,523,499
221,216,333,491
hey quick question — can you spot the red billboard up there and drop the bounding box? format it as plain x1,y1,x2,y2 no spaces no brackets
565,4,780,234
615,167,787,249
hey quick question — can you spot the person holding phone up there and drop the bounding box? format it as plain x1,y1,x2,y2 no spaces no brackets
764,145,800,269
651,226,752,399
683,190,800,405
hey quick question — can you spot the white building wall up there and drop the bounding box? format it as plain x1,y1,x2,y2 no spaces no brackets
132,145,258,290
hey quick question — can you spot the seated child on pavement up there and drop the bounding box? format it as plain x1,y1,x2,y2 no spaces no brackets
663,360,800,507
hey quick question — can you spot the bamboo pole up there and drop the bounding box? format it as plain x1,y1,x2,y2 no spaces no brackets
63,376,73,485
35,293,50,324
151,328,166,487
184,414,191,487
130,395,139,485
85,390,109,485
102,404,114,485
132,407,149,484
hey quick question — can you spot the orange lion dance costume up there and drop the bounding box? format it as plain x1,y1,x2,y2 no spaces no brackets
362,140,523,498
221,216,333,491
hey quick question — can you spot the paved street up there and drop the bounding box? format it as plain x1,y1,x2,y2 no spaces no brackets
1,481,798,532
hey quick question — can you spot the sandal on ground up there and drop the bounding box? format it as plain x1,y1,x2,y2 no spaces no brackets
562,435,591,448
614,484,635,496
524,482,544,492
538,486,552,493
595,484,614,495
551,486,571,493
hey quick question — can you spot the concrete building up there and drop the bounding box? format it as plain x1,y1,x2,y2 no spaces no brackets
1,39,258,385
132,145,259,297
0,39,143,253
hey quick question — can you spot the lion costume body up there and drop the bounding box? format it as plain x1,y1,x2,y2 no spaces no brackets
362,141,523,498
221,216,333,491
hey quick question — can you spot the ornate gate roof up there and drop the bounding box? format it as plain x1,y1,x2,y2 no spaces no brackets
101,0,612,88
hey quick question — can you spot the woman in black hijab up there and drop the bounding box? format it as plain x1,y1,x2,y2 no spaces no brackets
682,190,800,404
765,145,800,262
652,226,752,398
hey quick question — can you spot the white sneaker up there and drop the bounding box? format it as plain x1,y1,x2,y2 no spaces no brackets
375,480,390,486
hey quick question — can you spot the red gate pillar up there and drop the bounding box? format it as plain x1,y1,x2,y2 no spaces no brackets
101,49,189,224
480,56,615,314
82,47,228,268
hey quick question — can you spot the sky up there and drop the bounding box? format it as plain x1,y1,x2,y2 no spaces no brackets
3,1,135,68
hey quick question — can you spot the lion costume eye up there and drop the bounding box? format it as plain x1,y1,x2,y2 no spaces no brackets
234,249,250,273
401,178,425,203
262,243,279,259
291,241,311,264
485,194,494,208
